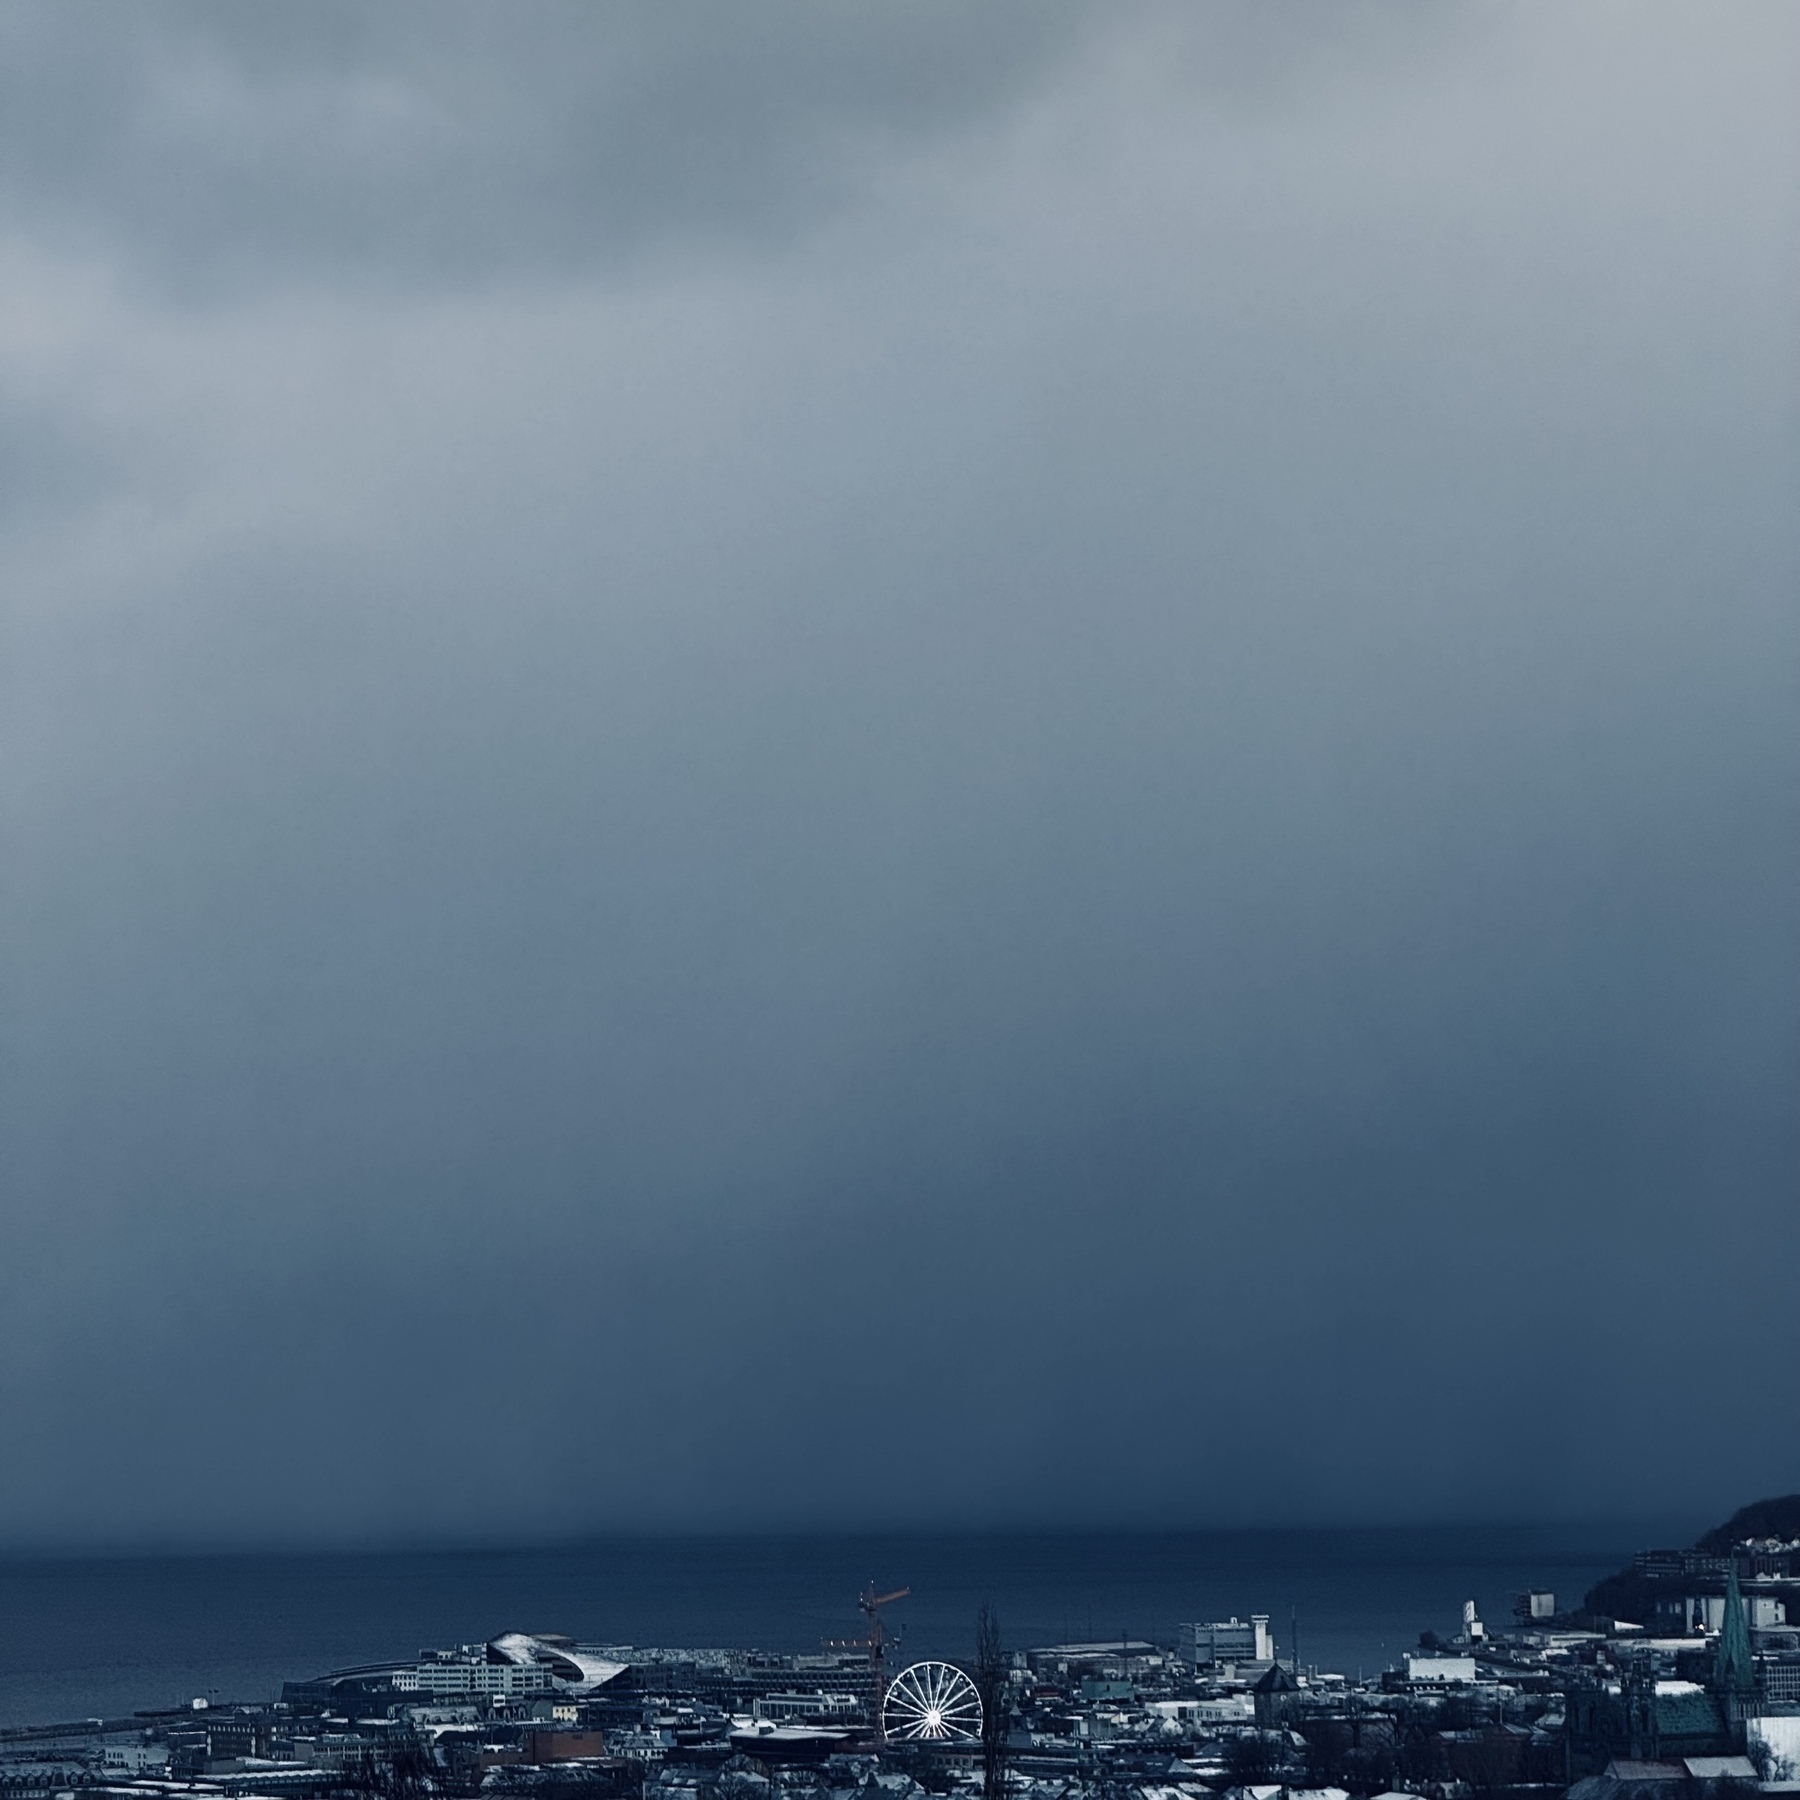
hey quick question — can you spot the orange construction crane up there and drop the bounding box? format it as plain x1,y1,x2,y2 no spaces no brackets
823,1582,910,1742
861,1583,910,1742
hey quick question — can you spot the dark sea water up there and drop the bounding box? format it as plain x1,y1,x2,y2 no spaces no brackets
0,1524,1690,1729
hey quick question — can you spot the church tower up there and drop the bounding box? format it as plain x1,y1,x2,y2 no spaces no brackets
1714,1562,1756,1741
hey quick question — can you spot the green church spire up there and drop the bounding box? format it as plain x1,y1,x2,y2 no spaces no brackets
1716,1561,1755,1697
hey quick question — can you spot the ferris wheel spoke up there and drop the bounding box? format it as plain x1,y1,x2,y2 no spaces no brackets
881,1661,983,1743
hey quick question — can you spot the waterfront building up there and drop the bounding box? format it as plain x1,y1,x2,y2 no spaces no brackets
1181,1616,1274,1668
1402,1654,1476,1686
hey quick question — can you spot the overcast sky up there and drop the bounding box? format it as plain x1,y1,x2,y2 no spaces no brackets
1,1,1797,1549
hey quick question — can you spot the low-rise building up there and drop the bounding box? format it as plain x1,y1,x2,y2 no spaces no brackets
1403,1654,1476,1686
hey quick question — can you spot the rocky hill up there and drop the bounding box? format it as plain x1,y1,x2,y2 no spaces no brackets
1582,1494,1800,1624
1695,1496,1800,1554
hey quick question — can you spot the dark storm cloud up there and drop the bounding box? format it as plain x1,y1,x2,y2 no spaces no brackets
0,0,1101,289
1,2,1797,1546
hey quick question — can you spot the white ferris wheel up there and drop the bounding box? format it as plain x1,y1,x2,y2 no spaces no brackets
882,1660,984,1742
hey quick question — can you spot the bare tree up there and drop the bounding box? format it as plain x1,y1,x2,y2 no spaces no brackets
974,1604,1009,1800
1224,1730,1289,1783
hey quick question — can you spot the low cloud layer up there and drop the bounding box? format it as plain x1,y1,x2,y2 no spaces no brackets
2,1,1797,1546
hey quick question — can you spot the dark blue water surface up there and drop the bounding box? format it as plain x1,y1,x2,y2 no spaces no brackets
0,1525,1689,1728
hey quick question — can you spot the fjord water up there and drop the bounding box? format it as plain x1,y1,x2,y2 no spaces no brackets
0,1525,1686,1727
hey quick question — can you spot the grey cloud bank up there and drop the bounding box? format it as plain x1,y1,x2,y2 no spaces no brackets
0,0,1096,289
1,2,1796,1546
